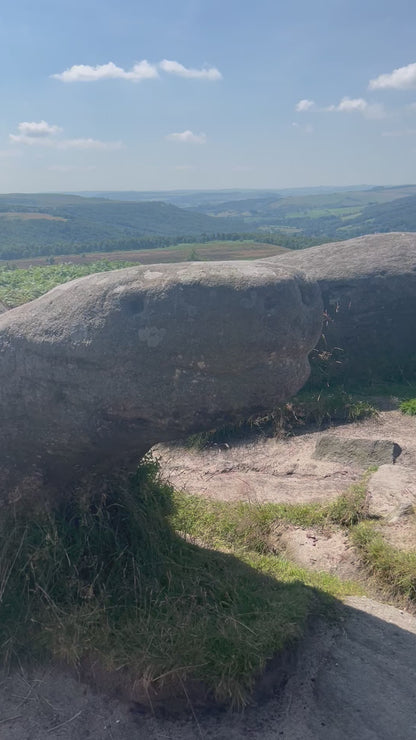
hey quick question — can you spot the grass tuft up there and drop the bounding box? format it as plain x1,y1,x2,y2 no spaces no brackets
400,398,416,416
326,471,374,527
351,522,416,603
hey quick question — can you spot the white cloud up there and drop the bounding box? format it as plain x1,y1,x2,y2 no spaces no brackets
9,121,122,150
325,97,386,119
17,120,62,137
52,60,158,82
295,96,384,119
369,62,416,90
52,59,222,83
159,59,222,80
330,97,368,112
166,130,207,144
295,99,315,112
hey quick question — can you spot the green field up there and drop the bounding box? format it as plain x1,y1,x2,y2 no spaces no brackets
0,260,135,307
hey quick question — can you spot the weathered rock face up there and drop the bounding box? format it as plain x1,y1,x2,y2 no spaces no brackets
275,233,416,382
0,260,321,506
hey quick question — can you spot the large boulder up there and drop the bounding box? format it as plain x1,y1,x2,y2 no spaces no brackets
0,260,321,506
275,233,416,382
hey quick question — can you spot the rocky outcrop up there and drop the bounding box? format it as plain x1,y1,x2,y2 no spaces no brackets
276,233,416,382
0,260,321,506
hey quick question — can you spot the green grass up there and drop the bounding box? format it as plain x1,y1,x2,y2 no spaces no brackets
351,523,416,603
0,260,135,307
400,398,416,416
172,471,371,554
186,388,378,450
0,458,360,708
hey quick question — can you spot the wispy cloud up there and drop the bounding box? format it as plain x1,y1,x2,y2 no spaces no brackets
159,59,222,80
9,121,122,150
295,99,315,112
166,130,207,144
52,60,158,83
326,98,386,118
369,62,416,90
331,98,385,119
52,59,222,83
297,96,386,119
292,122,314,134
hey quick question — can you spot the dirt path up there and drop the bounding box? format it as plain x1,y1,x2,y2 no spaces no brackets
2,597,416,739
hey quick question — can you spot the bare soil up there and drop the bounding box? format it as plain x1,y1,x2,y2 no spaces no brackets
154,408,416,506
272,525,362,580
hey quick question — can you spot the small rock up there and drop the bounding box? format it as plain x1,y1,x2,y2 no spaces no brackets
368,465,416,518
313,437,402,467
388,502,414,523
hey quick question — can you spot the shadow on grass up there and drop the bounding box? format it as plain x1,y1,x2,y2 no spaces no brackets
0,458,339,713
1,599,416,739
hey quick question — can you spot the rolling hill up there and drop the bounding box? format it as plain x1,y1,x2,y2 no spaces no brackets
0,194,245,260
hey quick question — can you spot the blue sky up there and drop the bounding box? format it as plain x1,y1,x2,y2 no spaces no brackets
1,0,416,192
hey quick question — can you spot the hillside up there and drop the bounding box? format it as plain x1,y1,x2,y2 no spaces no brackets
2,186,416,261
0,193,245,260
186,185,416,237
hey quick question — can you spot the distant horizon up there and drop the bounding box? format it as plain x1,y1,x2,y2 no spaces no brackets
0,183,411,197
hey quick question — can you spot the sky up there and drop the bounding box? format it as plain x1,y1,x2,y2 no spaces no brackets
1,0,416,192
